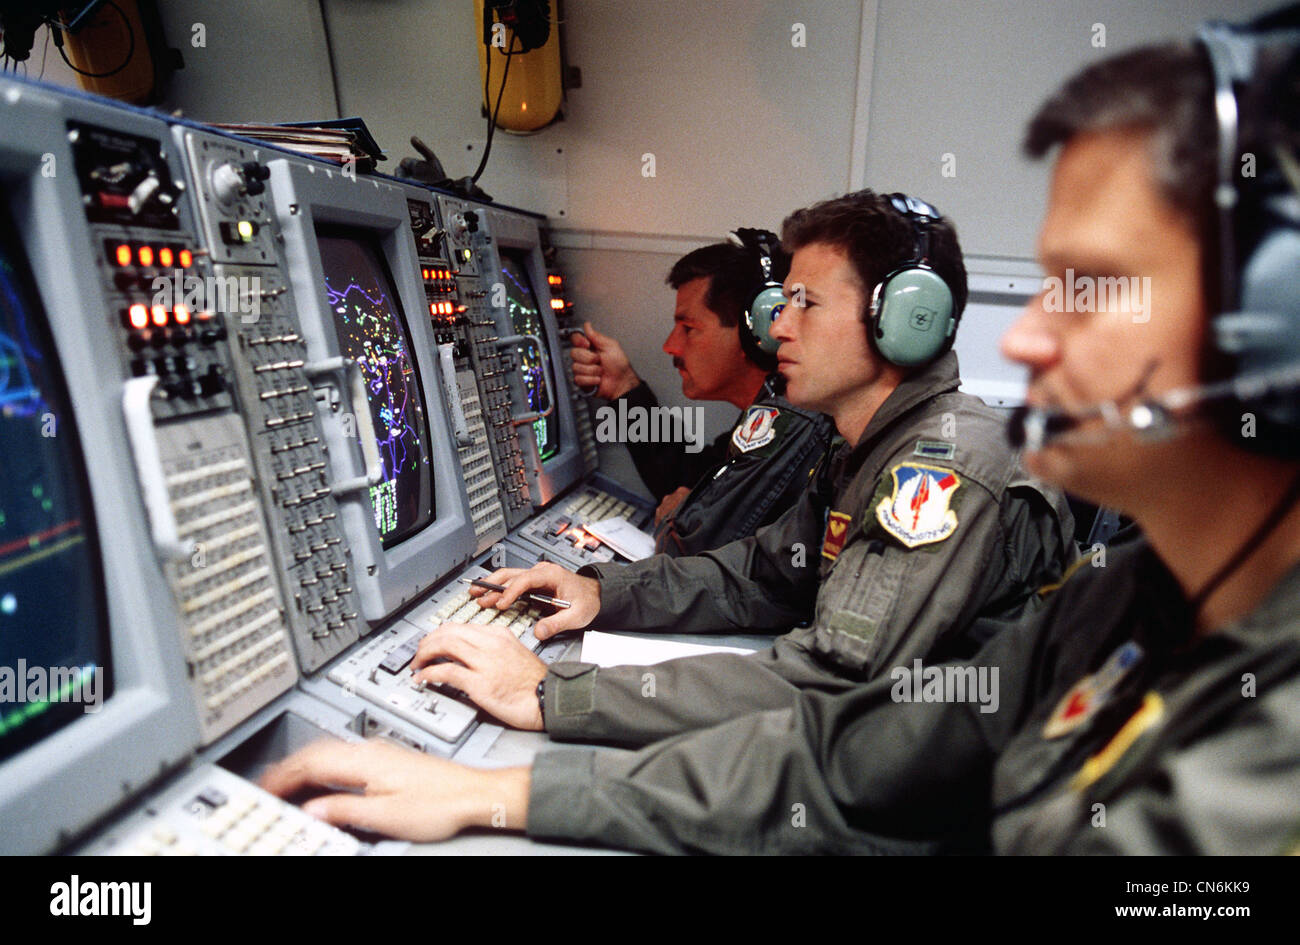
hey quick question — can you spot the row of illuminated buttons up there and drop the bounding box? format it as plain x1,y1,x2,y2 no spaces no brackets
106,240,195,270
121,302,216,330
429,300,466,317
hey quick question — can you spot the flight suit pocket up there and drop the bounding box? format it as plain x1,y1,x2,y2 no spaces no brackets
812,538,902,672
549,662,598,717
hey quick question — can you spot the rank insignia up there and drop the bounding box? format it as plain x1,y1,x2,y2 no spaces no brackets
1044,640,1144,740
732,406,780,452
875,463,961,548
821,511,852,561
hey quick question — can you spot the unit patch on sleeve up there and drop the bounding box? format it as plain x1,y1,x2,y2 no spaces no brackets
821,511,852,561
731,405,780,452
875,462,961,548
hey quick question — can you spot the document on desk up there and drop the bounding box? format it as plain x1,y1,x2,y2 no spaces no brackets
580,631,756,667
582,517,655,561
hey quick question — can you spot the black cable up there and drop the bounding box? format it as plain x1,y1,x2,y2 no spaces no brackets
55,0,134,79
1189,468,1300,614
470,31,517,184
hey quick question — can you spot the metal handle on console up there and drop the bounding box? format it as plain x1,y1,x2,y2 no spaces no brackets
121,375,197,561
494,332,556,425
305,356,384,495
437,343,474,447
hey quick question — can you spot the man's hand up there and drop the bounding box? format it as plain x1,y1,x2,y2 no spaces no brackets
571,322,640,400
472,562,601,641
259,740,530,842
655,485,692,524
410,623,547,730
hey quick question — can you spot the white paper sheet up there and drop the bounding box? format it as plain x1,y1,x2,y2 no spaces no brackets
582,517,656,561
579,630,756,667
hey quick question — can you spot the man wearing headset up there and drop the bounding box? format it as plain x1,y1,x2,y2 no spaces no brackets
259,187,1073,751
572,236,835,556
265,10,1300,853
392,190,1074,746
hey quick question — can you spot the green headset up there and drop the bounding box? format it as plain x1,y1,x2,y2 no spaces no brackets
731,227,787,371
870,193,958,368
1198,8,1300,457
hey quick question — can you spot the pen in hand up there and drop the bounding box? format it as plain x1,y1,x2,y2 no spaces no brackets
459,577,571,610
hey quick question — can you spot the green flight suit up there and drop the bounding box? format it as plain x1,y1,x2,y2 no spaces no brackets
525,530,1300,854
541,352,1076,747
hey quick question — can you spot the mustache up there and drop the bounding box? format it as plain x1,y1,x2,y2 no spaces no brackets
672,358,686,370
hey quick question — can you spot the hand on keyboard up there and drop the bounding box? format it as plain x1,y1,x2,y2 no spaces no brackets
411,623,548,730
261,740,530,842
473,562,600,640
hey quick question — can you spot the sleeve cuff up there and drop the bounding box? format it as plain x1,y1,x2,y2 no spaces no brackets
526,748,601,841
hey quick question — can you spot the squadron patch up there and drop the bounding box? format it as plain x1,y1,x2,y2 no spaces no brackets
732,406,780,452
1070,691,1164,791
821,511,852,561
875,463,961,548
1043,641,1144,740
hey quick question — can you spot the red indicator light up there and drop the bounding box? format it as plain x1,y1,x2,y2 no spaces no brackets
114,244,132,267
179,249,193,268
548,274,562,285
128,304,149,329
174,305,191,324
138,246,154,267
429,303,437,316
550,298,564,310
158,247,175,267
151,305,168,327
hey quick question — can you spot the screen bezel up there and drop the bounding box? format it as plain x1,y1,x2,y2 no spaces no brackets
0,85,203,854
497,244,561,463
0,193,114,763
482,209,585,506
266,159,475,624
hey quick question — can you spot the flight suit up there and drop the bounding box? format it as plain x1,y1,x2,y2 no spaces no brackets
617,379,834,558
526,531,1300,854
654,378,835,557
541,352,1076,748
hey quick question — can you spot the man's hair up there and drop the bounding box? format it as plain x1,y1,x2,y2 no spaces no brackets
779,189,969,323
666,242,781,329
1023,43,1219,266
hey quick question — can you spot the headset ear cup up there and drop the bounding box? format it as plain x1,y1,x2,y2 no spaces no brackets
746,284,788,355
871,267,955,367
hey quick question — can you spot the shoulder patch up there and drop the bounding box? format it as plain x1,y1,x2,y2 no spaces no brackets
875,463,961,548
821,511,852,561
732,405,780,452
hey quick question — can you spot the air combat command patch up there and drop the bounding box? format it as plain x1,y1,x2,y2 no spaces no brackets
732,405,780,453
875,462,961,548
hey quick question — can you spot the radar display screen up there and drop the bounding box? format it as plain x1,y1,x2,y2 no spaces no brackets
498,249,558,461
0,200,110,762
316,229,435,548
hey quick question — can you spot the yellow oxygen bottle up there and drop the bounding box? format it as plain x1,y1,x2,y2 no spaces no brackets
474,0,564,132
